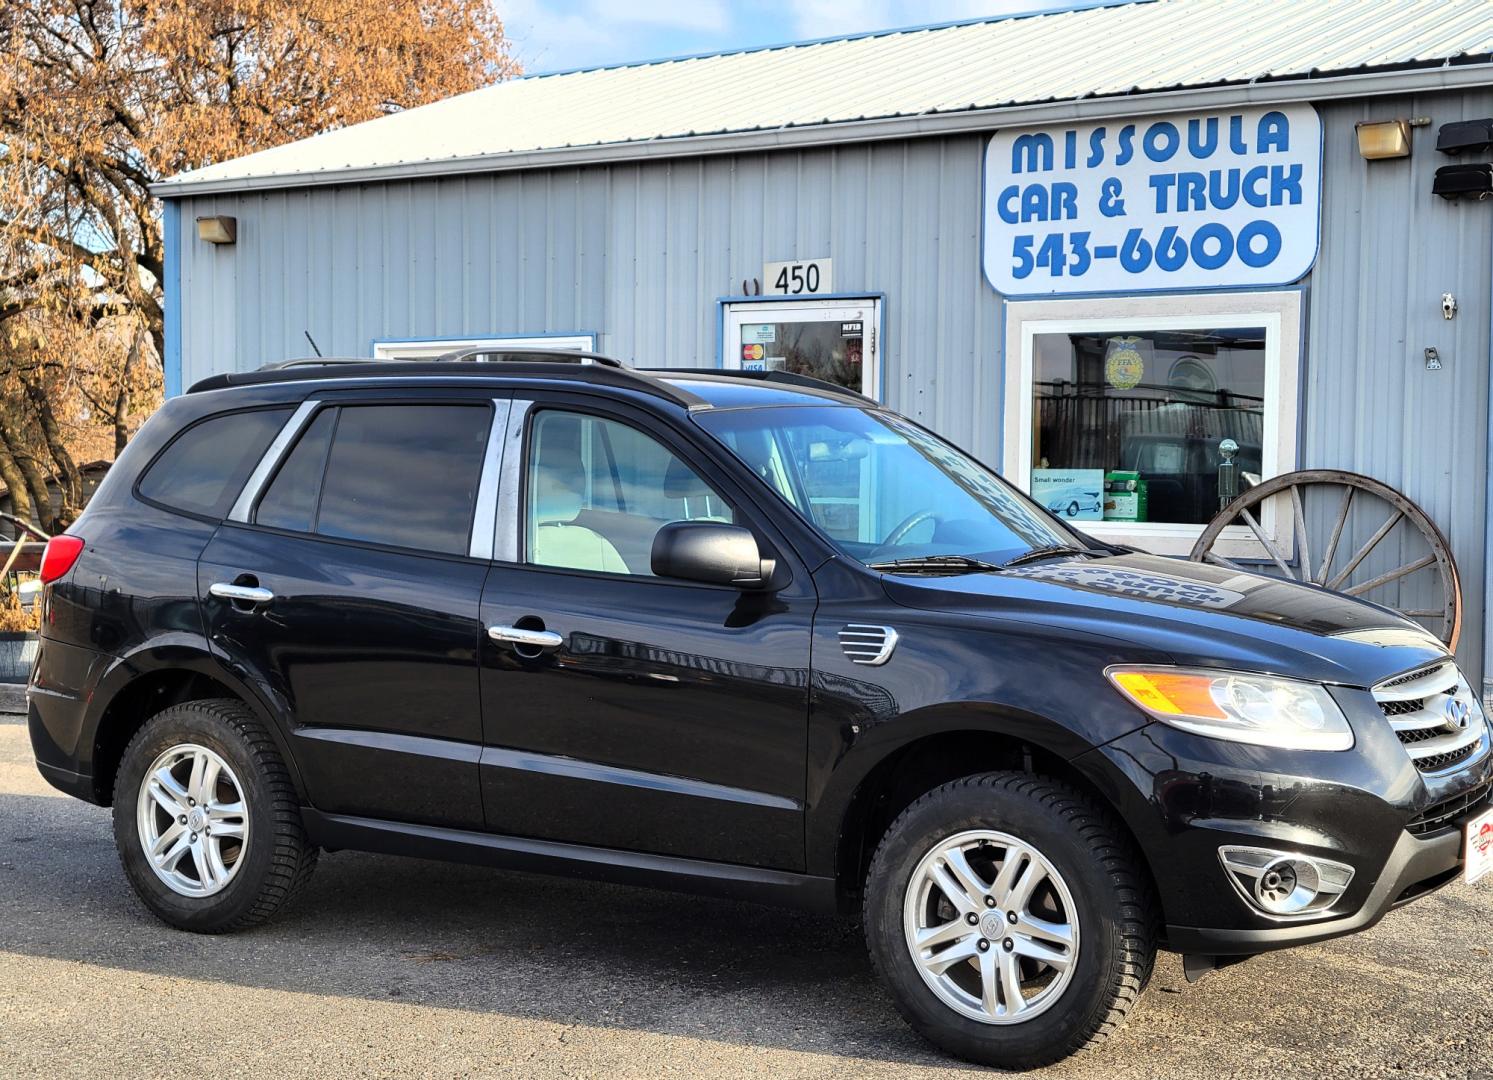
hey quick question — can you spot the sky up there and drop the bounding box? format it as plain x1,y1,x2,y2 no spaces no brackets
499,1,1079,75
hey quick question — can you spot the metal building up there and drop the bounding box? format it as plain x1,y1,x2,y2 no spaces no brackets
154,0,1493,685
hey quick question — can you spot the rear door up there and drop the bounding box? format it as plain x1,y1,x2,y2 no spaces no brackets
200,390,507,828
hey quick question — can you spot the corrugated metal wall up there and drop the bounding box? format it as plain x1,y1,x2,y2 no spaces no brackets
174,137,1004,461
172,85,1493,672
1306,89,1493,675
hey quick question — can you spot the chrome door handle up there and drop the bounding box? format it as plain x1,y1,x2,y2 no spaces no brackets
209,582,275,604
487,625,564,650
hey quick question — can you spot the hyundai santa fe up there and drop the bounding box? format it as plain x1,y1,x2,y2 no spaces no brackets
27,351,1493,1068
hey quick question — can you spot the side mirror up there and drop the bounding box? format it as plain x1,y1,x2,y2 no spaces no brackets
651,521,774,590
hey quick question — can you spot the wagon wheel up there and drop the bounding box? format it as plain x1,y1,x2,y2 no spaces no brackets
1188,469,1462,649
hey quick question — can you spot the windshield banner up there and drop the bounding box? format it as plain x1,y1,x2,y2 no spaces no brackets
982,103,1322,296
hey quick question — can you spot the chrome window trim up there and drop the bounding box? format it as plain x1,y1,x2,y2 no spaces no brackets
226,399,321,523
493,398,533,564
468,398,513,560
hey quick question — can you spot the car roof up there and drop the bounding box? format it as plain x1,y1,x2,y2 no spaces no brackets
186,352,874,412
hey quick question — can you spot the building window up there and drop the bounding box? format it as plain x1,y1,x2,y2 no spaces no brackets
1004,291,1302,558
371,333,596,360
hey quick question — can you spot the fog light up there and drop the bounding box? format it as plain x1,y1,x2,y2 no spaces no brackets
1219,846,1354,917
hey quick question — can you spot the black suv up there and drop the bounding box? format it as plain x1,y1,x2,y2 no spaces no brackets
28,352,1493,1068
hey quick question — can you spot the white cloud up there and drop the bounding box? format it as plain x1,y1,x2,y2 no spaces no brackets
614,1,731,32
499,0,1065,75
500,0,734,73
785,0,1055,40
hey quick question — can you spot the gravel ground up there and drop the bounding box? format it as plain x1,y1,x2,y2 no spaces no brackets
2,711,1490,1079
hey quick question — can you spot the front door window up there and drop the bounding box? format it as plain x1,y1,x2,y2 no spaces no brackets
524,410,734,576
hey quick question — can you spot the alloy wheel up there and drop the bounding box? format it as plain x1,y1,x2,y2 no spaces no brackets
135,743,250,898
902,829,1080,1024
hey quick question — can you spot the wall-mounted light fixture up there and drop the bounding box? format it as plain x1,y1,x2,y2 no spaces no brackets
196,215,237,244
1355,119,1412,160
1436,119,1493,156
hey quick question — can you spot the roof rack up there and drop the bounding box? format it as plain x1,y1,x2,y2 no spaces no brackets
189,349,710,409
259,356,397,371
435,346,623,368
647,366,874,403
187,349,869,409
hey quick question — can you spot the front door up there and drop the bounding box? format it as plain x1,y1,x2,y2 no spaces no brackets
724,298,881,398
200,393,504,829
477,395,816,870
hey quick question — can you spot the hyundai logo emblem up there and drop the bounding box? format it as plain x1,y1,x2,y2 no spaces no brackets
1443,698,1472,732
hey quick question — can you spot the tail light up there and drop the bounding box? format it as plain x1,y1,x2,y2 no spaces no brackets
39,534,85,584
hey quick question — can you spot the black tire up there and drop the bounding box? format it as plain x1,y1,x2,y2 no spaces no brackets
112,698,317,933
863,772,1155,1069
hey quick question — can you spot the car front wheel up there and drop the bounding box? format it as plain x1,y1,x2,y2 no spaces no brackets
112,698,317,933
863,772,1156,1068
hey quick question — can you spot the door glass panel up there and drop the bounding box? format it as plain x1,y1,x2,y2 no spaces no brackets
526,411,734,576
254,409,336,533
314,405,492,555
737,317,864,392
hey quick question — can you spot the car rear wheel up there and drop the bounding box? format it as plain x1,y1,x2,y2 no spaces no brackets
863,772,1155,1068
112,698,317,932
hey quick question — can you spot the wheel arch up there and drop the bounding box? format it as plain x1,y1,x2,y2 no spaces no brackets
86,641,306,807
820,710,1161,922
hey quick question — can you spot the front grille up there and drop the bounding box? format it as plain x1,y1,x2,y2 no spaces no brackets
1371,661,1488,775
1416,745,1482,773
1407,778,1493,836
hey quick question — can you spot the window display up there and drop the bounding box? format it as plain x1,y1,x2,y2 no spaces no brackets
1031,326,1266,526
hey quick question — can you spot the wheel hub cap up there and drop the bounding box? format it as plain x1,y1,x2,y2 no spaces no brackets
135,743,249,899
902,829,1081,1025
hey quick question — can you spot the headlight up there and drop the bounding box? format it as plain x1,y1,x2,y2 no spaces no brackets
1106,666,1354,751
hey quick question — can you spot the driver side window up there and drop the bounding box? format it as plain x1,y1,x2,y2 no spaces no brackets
525,411,734,576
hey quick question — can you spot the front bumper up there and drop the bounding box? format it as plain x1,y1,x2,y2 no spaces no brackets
1081,691,1493,957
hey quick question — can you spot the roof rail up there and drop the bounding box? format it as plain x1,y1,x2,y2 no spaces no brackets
435,346,624,368
258,356,398,371
646,366,874,403
190,355,710,410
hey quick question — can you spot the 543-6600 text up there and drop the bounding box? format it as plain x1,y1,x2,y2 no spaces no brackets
1011,219,1283,280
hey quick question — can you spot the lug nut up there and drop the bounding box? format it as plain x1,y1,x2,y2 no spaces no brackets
1007,911,1018,924
1003,938,1014,951
189,833,197,843
984,896,996,908
178,815,187,825
977,939,990,952
188,798,196,807
966,912,978,925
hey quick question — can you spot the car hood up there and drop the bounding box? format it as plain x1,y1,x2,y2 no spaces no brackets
881,552,1450,688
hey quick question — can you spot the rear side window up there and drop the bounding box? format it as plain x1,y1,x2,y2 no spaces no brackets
254,409,336,533
253,404,492,556
137,408,291,519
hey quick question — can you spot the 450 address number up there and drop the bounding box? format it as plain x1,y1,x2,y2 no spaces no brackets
1011,220,1284,280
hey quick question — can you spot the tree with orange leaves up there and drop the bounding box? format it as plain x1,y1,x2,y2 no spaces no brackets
0,0,519,532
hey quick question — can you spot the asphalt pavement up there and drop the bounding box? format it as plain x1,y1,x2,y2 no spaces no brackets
1,709,1489,1079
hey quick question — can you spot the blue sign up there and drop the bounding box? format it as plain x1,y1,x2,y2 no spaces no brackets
983,104,1322,295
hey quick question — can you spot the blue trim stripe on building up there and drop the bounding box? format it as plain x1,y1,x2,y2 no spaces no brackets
162,200,183,398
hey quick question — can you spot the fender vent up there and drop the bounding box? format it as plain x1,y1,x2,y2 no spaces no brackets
840,624,898,665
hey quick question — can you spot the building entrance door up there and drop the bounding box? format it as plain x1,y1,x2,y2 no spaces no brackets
723,298,880,399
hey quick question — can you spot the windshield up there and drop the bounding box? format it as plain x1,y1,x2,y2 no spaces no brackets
695,405,1071,567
